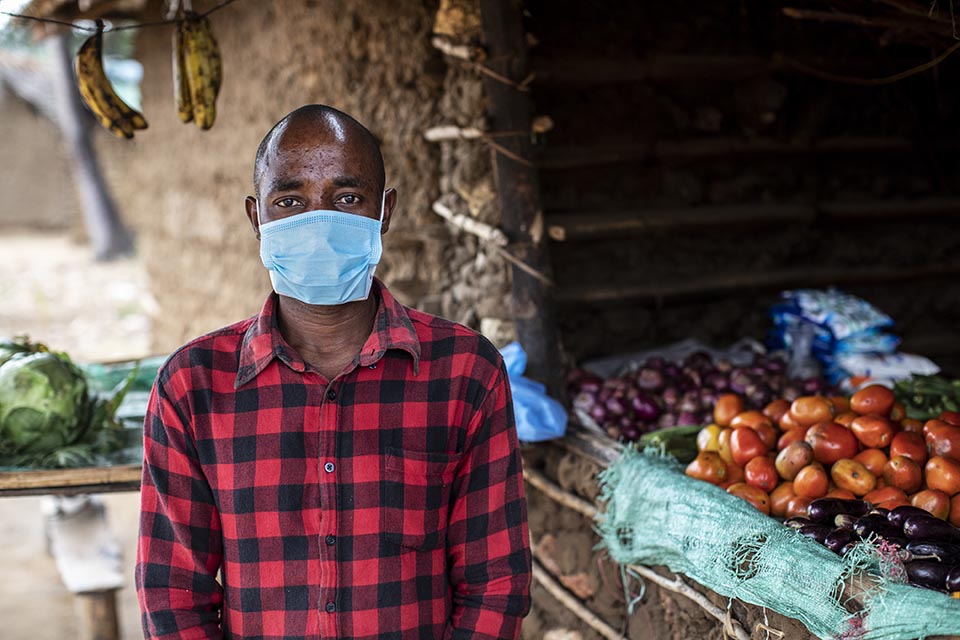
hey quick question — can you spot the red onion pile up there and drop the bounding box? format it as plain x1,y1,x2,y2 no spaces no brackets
568,351,834,441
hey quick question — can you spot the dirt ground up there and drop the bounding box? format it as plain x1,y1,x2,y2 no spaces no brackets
0,232,149,640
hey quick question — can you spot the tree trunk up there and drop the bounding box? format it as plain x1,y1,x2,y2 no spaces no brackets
47,32,133,261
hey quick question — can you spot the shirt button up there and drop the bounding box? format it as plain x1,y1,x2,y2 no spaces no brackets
326,389,337,401
325,601,336,613
368,364,376,370
324,461,335,473
325,534,336,546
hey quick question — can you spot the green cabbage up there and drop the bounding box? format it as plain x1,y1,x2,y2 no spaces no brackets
0,351,90,455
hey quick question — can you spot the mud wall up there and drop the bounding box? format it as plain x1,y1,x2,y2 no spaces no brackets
0,89,77,231
96,0,455,352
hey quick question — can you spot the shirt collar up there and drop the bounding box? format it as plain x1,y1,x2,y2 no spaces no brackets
235,279,421,388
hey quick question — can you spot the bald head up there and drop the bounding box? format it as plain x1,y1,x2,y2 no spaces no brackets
253,104,385,198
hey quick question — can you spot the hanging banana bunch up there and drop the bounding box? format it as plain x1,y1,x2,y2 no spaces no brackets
173,11,222,129
74,21,148,139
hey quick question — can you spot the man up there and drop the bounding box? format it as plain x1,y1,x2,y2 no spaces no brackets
136,105,531,640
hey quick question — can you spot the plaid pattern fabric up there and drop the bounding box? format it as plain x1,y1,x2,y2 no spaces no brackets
136,280,531,640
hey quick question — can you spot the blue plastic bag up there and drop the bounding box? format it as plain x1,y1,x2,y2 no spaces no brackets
500,342,567,442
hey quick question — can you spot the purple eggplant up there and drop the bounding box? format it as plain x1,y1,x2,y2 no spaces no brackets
704,372,729,391
887,506,932,530
784,517,813,530
835,514,859,530
839,541,858,556
646,355,666,370
807,499,871,524
825,528,855,553
948,566,960,592
903,516,960,543
905,542,960,564
573,392,596,413
853,514,903,540
798,524,833,544
906,561,954,591
676,411,700,426
605,396,628,417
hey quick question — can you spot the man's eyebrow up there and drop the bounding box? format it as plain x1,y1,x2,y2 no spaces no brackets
332,175,366,189
268,179,304,194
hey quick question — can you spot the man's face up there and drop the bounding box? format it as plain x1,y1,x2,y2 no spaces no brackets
245,119,395,235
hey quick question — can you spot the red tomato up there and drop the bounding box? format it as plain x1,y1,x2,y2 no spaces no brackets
911,489,951,520
745,456,779,493
901,418,924,434
785,496,813,519
850,415,898,449
889,431,928,466
925,422,960,461
730,427,768,467
825,488,857,500
790,396,835,427
882,456,923,494
777,425,810,451
805,422,860,466
925,456,960,497
770,482,796,517
779,410,803,431
794,464,829,499
726,483,771,515
850,385,895,417
940,410,960,427
714,394,745,428
720,462,745,490
853,448,888,477
763,399,791,424
730,410,774,431
950,494,960,528
685,451,729,485
864,486,908,506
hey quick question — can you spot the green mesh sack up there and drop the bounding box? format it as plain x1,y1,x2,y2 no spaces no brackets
595,448,960,639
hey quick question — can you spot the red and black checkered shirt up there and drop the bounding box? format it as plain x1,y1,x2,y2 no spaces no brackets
135,280,531,640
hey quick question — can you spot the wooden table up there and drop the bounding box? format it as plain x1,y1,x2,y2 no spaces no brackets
0,464,142,640
0,463,141,497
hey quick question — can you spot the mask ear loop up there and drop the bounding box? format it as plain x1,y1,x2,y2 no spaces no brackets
379,190,386,223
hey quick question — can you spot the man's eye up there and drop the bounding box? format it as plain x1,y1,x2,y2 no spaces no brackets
276,197,300,208
337,194,359,205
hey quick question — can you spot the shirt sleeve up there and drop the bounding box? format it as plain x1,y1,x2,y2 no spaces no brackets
446,362,532,640
136,376,224,640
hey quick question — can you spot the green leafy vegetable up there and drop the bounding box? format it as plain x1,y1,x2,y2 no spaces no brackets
0,339,140,469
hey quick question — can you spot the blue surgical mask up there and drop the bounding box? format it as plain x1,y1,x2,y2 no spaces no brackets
258,193,385,305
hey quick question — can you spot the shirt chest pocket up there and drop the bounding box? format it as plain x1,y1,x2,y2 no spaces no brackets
382,447,462,551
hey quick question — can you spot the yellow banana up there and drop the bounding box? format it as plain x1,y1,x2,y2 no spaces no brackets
181,12,221,130
74,23,148,139
173,21,193,123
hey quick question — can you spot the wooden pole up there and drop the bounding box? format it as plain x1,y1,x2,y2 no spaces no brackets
47,32,133,260
75,590,121,640
479,0,562,395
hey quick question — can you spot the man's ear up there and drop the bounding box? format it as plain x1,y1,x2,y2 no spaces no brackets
244,196,260,239
381,188,397,234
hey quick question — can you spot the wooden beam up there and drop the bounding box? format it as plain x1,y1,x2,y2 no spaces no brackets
479,0,563,394
545,198,960,241
555,263,960,305
531,54,773,85
0,464,141,496
539,137,960,170
546,204,812,241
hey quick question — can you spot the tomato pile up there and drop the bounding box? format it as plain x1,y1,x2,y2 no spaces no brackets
686,385,960,525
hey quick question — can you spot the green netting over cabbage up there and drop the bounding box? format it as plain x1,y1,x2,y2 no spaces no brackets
595,448,960,639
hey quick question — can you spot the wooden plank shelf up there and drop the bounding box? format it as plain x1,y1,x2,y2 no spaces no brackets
531,54,773,85
0,464,141,497
538,137,960,170
546,198,960,241
555,262,960,305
